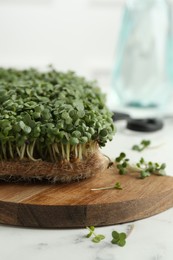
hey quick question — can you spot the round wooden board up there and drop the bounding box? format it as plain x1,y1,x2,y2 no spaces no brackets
0,168,173,228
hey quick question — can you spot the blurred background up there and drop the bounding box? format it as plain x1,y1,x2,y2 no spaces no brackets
0,0,123,93
0,0,173,111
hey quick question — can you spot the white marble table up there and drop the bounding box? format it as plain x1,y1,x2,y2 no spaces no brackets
0,116,173,260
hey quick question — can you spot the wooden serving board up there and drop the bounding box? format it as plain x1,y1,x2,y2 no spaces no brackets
0,168,173,228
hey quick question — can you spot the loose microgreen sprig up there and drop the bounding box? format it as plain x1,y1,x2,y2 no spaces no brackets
86,226,105,243
114,152,166,179
136,157,166,179
85,226,132,247
132,139,151,152
115,152,129,175
91,181,122,191
91,153,166,192
111,231,127,247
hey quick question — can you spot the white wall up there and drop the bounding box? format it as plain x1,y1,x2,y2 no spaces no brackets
0,0,125,92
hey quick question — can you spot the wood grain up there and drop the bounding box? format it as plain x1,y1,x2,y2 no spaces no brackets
0,168,173,228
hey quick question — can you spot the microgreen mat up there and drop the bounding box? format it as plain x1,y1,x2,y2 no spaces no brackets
0,68,115,162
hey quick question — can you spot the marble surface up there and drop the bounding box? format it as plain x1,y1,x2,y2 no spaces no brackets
0,117,173,260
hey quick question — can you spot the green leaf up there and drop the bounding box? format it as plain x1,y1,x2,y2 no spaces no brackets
73,100,84,111
111,231,127,247
99,129,108,137
112,231,119,240
122,162,128,168
86,231,93,238
23,113,36,128
116,164,121,169
114,182,122,190
140,157,145,164
132,145,140,151
72,130,81,138
19,121,31,134
69,137,79,145
97,234,105,240
77,110,85,118
120,152,126,158
119,232,127,240
132,140,151,152
61,111,69,120
80,136,88,143
92,237,101,243
119,168,126,175
141,140,150,146
111,238,119,244
117,239,126,247
92,235,105,243
160,163,166,170
140,170,150,179
115,157,121,163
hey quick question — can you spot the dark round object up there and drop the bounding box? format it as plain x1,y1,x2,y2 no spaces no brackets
112,112,131,121
126,118,164,132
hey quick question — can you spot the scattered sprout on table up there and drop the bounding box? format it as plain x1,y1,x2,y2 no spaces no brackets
132,139,151,152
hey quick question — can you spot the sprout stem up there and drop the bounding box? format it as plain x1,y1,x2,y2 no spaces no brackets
8,142,14,159
61,143,65,159
78,144,82,160
20,143,26,160
48,145,54,162
1,144,6,160
75,145,78,158
0,140,101,162
16,147,21,158
91,186,115,191
66,143,70,161
26,144,38,161
54,143,60,154
52,144,57,161
30,140,36,158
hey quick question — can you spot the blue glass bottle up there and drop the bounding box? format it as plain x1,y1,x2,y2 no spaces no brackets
112,0,173,108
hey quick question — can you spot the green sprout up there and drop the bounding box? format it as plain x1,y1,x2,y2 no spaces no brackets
86,227,127,246
114,181,122,190
0,68,115,162
136,157,166,179
85,225,134,247
115,152,129,175
115,153,166,179
132,139,151,152
91,181,122,191
111,231,127,247
86,226,105,243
